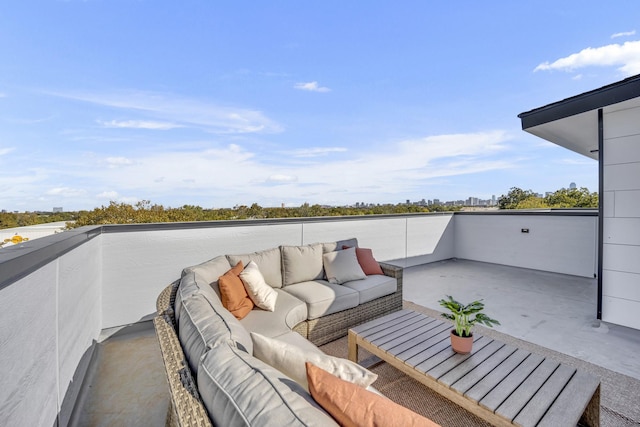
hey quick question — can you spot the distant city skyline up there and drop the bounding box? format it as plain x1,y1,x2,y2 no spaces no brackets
2,181,587,214
2,3,634,211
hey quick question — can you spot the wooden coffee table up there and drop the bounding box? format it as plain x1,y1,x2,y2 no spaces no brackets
348,309,600,427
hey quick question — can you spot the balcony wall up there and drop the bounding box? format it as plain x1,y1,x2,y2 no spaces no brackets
0,210,597,426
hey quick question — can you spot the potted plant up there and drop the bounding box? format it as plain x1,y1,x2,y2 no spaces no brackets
438,295,500,354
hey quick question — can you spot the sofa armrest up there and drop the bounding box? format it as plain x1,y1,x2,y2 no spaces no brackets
156,279,179,319
379,262,403,297
154,281,213,427
378,262,403,280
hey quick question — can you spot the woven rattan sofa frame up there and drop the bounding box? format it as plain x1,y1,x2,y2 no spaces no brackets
153,262,403,427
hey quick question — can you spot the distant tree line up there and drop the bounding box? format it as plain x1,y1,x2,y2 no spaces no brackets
1,187,598,230
497,187,598,210
64,200,459,228
0,211,77,230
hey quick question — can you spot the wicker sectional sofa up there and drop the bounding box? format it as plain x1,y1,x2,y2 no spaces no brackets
154,238,403,426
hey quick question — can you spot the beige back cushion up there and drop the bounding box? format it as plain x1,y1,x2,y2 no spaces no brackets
281,243,324,286
227,247,283,288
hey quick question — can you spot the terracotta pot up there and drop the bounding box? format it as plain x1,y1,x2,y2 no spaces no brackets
450,330,473,354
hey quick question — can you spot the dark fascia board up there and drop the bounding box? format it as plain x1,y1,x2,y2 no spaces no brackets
518,74,640,129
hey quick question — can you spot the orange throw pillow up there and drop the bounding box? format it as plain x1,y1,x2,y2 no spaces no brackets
342,246,384,275
218,261,254,319
306,362,440,427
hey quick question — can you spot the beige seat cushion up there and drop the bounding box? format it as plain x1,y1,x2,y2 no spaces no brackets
341,274,397,304
283,280,359,320
240,289,307,338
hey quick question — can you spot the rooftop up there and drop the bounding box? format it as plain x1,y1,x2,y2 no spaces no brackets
2,210,639,426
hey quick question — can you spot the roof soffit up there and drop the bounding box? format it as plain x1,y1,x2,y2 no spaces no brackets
518,74,640,159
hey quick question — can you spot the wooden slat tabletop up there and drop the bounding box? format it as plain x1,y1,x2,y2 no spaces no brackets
348,309,600,427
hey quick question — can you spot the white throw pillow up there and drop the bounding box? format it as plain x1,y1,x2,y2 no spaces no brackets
323,247,366,284
251,332,377,391
239,261,278,311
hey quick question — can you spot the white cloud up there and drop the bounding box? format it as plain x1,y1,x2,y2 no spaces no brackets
49,90,283,134
534,40,640,76
294,81,331,92
46,187,87,197
266,174,298,183
288,147,347,158
120,196,140,204
10,130,520,209
0,147,15,156
98,119,183,130
556,158,595,166
97,190,119,199
611,30,636,39
105,157,134,168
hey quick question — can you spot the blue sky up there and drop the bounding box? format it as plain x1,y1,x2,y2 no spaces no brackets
1,1,639,211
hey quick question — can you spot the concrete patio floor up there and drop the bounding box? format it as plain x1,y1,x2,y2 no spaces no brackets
70,259,640,425
404,258,640,380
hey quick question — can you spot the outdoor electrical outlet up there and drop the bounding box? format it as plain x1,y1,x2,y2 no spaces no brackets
521,228,529,233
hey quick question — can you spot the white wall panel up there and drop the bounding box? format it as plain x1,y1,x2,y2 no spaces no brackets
604,218,640,246
0,264,59,427
405,215,454,258
604,106,640,139
602,270,640,301
602,296,640,330
603,191,615,218
614,190,640,217
602,106,640,331
603,244,640,274
603,163,640,191
603,134,640,165
454,215,597,277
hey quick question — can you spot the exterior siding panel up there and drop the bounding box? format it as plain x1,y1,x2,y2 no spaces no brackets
602,106,640,329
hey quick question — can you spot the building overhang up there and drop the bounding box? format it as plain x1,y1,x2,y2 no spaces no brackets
518,74,640,160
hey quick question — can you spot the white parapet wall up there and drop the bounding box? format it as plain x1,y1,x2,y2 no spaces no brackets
453,212,598,278
0,232,102,427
